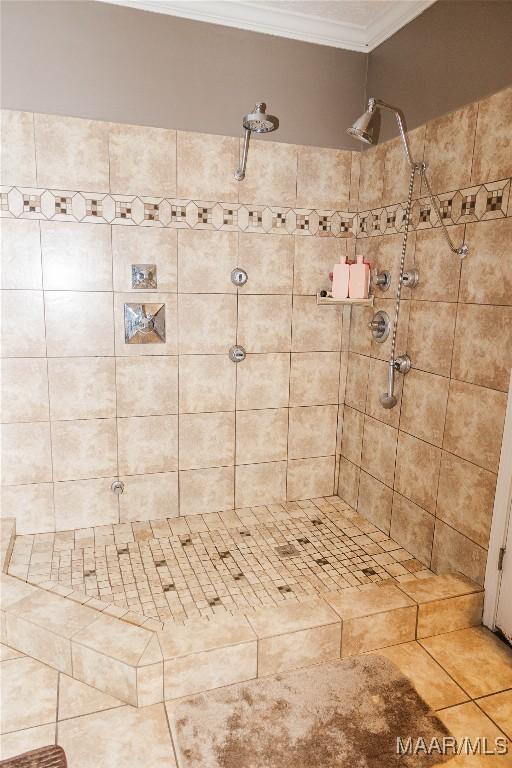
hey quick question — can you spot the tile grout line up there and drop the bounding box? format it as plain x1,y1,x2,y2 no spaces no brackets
54,671,61,745
176,229,181,519
109,221,121,526
285,239,296,503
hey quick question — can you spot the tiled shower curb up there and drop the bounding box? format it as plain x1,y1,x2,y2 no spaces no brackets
0,517,484,708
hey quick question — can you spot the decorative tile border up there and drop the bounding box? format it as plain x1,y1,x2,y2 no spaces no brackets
357,177,511,239
0,186,356,238
1,177,510,237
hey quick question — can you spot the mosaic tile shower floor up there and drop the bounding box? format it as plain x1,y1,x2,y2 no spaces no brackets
8,497,433,626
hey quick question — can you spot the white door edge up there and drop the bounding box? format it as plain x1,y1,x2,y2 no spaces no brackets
483,369,512,629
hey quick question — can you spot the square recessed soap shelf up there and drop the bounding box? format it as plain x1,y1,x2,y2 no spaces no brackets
316,293,374,306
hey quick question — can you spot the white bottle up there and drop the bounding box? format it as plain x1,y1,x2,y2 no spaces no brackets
349,255,370,299
331,256,350,299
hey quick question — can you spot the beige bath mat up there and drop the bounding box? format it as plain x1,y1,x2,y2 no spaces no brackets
170,655,451,768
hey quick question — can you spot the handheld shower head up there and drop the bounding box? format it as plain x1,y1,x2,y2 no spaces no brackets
379,392,397,409
235,102,279,180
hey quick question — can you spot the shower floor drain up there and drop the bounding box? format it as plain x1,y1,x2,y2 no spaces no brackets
275,544,300,558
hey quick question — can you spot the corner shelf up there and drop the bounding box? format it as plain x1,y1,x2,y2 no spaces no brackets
316,293,374,307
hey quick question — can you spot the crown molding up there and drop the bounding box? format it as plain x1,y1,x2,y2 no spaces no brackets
96,0,436,52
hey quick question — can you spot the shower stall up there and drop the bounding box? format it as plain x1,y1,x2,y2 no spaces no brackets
346,97,469,409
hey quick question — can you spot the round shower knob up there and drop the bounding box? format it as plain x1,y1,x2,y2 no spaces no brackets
229,345,246,363
231,268,248,286
111,480,125,495
368,310,390,343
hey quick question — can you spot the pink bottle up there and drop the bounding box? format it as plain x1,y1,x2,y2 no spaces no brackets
331,256,350,299
349,255,370,299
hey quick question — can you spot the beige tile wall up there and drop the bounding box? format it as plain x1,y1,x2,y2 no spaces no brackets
337,86,512,585
0,110,357,533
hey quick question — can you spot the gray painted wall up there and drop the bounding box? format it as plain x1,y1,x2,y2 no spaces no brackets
367,0,512,141
0,0,366,149
2,0,511,149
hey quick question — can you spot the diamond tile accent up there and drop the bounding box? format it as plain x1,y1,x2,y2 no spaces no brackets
23,193,41,213
86,198,102,217
115,201,132,220
54,196,72,215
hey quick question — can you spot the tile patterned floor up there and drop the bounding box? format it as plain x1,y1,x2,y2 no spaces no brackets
8,497,432,624
2,627,512,765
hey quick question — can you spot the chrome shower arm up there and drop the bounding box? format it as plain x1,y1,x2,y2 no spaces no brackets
421,168,469,258
368,97,469,259
234,128,251,181
371,98,417,168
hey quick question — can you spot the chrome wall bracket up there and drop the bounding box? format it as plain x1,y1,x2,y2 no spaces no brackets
372,270,391,292
231,267,248,287
111,480,125,495
229,345,246,363
368,310,390,343
401,269,419,289
393,354,411,374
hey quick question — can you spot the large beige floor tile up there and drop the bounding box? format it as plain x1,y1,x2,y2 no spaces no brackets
71,643,137,707
72,613,153,666
258,624,341,677
399,573,482,604
342,606,418,656
0,657,57,734
7,588,98,640
325,585,418,656
420,627,512,699
245,599,339,638
417,593,484,639
57,703,177,768
477,689,512,740
0,574,39,610
0,643,23,661
164,642,257,700
374,641,468,710
0,723,56,761
437,702,511,767
159,614,255,658
5,589,98,675
324,584,415,618
58,674,123,721
397,574,484,637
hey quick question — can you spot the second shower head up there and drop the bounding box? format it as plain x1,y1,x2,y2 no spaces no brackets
242,103,279,134
346,101,378,145
234,102,279,181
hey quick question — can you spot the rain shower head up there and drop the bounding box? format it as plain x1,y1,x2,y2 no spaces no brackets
234,102,279,181
242,103,279,134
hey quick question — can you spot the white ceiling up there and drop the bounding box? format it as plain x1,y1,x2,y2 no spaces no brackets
97,0,436,52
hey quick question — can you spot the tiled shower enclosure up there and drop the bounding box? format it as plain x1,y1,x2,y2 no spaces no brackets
1,84,512,595
339,86,512,586
1,111,358,535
